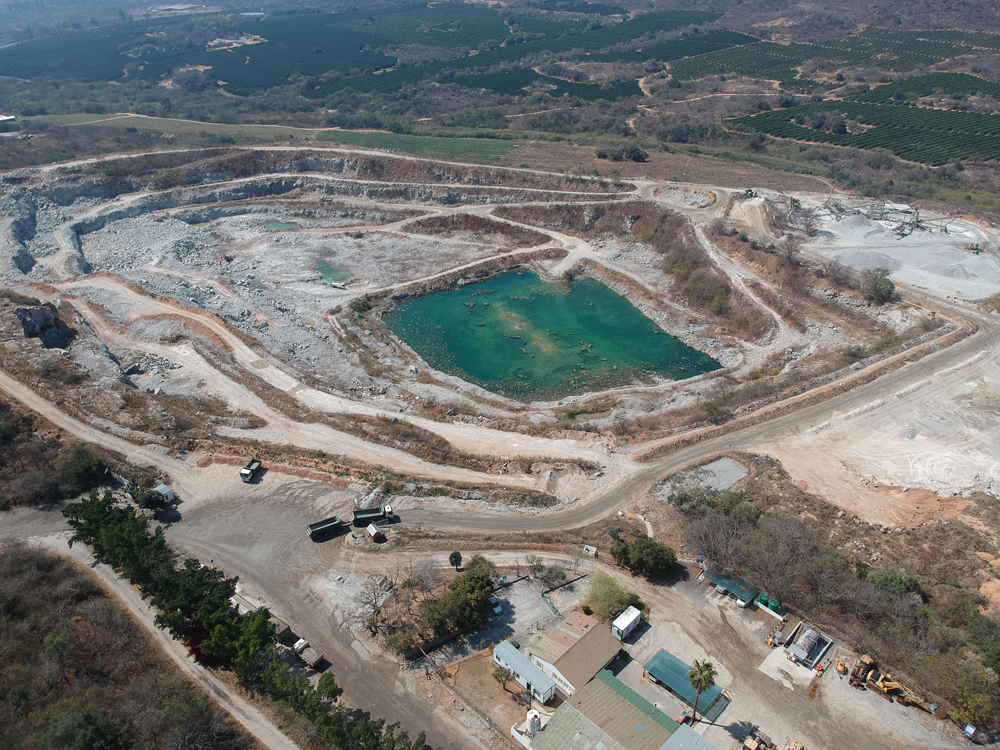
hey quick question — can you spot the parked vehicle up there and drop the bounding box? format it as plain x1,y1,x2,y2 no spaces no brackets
299,647,324,669
351,505,393,527
307,515,342,540
240,459,261,483
489,595,502,616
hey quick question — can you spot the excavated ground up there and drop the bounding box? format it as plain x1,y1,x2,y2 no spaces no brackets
1,146,998,508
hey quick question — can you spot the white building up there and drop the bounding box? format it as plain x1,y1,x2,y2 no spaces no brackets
493,640,556,703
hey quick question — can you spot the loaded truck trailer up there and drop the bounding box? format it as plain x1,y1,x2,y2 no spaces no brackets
307,515,342,540
351,505,393,527
240,459,261,483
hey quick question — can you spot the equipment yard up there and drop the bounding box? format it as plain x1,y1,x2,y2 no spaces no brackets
4,143,1000,750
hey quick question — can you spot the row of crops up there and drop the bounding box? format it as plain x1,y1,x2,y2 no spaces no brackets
449,69,641,100
306,8,720,98
585,30,756,63
851,72,1000,103
670,27,1000,91
731,92,1000,164
530,0,627,15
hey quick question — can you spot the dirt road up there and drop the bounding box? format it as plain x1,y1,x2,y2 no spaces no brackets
22,533,302,750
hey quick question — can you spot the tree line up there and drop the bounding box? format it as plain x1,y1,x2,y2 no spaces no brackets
62,489,431,750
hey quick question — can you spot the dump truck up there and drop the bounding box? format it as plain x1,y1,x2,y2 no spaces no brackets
307,515,342,540
351,505,393,527
240,459,261,483
299,646,324,669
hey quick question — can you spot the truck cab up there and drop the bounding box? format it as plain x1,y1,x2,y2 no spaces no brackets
240,459,261,483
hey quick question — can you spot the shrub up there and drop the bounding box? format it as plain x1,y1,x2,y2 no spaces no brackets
584,571,641,620
862,268,895,303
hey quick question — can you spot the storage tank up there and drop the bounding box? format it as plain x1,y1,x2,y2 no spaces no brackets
527,710,541,734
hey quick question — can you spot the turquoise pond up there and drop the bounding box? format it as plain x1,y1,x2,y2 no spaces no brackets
264,221,298,230
315,257,349,283
383,270,721,401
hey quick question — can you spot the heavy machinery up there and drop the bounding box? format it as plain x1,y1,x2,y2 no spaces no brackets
848,655,935,713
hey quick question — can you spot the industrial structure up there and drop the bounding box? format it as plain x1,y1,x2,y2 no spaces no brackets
701,566,759,607
513,670,727,750
783,621,834,670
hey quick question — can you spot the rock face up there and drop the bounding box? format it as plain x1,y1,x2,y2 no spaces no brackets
14,305,58,336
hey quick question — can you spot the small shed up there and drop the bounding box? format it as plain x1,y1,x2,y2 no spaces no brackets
493,640,556,703
153,484,176,503
366,523,384,542
611,606,641,641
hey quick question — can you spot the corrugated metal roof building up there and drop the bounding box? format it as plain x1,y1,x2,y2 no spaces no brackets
494,640,556,703
529,611,622,696
643,650,723,711
530,670,679,750
701,567,759,604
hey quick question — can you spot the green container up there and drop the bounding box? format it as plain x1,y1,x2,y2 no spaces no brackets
768,599,781,611
758,593,770,605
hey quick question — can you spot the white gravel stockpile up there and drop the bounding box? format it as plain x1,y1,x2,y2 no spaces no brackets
830,244,1000,300
658,188,712,208
830,213,893,242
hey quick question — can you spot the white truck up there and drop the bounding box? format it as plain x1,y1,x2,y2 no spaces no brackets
240,458,261,483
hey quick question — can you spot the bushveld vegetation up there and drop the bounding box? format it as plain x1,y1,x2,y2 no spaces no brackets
0,398,107,509
0,542,257,750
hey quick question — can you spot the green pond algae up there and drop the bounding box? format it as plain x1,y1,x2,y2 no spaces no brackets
384,271,720,401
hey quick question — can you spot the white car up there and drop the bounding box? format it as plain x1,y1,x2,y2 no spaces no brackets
489,595,502,615
292,638,309,654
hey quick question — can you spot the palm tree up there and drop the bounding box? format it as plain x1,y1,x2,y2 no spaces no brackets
688,660,718,726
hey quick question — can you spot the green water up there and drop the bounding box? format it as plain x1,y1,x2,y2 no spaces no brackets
384,270,720,401
265,221,297,230
315,257,349,283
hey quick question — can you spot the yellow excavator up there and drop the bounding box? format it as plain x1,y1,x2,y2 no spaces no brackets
849,655,934,713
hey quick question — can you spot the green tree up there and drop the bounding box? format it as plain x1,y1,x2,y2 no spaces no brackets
584,571,641,620
40,708,121,750
611,540,630,567
927,649,999,726
627,537,676,576
445,570,493,629
44,632,76,686
862,267,895,303
152,559,242,660
493,666,514,694
59,444,106,496
449,551,462,570
233,609,277,684
464,554,496,580
688,660,718,725
317,673,342,702
136,488,169,511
